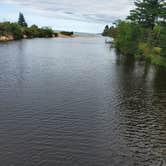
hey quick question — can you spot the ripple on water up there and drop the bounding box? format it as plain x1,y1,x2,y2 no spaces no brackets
0,38,166,166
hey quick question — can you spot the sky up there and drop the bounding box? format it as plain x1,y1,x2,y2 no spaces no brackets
0,0,135,33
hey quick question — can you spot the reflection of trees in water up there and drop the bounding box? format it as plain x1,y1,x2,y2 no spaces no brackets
153,67,166,92
115,52,135,71
15,40,27,92
113,55,166,165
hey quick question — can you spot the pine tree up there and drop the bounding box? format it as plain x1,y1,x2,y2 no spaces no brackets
18,12,28,27
102,25,109,36
160,1,166,25
127,0,166,29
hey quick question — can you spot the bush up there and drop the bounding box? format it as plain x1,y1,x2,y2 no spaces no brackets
22,25,54,38
9,23,23,39
53,32,58,37
151,25,166,57
0,22,55,40
153,47,162,55
148,54,166,67
115,22,143,55
60,31,74,36
0,22,23,39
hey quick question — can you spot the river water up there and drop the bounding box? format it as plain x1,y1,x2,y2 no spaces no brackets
0,37,165,166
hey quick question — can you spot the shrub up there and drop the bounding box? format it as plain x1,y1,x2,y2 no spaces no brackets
23,25,54,38
60,31,74,36
151,25,166,57
115,22,142,55
0,22,23,39
153,47,162,55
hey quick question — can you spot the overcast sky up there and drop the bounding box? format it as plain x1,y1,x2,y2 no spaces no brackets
0,0,135,33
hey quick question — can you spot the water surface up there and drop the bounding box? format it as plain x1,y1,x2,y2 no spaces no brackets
0,37,166,166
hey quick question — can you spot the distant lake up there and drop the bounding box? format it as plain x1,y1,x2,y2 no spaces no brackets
0,37,166,166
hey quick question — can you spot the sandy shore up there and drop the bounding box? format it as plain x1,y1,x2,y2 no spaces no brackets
0,35,14,42
73,34,102,38
57,33,101,38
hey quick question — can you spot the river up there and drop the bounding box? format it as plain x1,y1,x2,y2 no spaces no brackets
0,37,166,166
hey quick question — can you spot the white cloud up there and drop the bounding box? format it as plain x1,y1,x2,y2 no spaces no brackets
1,0,135,23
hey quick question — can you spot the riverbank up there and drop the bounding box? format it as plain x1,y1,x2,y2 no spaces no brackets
0,21,101,42
0,22,56,42
0,33,74,42
0,32,101,42
102,0,166,68
112,39,166,68
103,23,166,68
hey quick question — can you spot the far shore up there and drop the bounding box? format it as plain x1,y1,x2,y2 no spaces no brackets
0,33,102,42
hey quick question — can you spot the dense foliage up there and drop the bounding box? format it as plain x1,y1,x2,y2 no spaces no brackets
23,25,56,38
0,22,23,39
0,22,56,40
0,13,57,40
103,0,166,67
127,0,165,29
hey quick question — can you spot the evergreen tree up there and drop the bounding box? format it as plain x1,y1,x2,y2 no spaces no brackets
18,12,28,27
160,1,166,25
127,0,166,29
102,25,109,36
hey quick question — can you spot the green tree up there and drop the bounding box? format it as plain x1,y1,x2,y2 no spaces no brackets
151,25,166,56
102,25,109,36
115,22,142,55
160,1,166,25
18,12,28,27
127,0,166,29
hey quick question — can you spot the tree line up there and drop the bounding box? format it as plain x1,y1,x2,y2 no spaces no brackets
103,0,166,67
0,13,57,40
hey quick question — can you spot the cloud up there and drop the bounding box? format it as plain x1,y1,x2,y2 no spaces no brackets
1,0,135,23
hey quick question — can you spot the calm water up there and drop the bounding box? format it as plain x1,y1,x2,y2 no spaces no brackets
0,37,166,166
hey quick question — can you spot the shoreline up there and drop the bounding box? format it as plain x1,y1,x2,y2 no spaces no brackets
0,35,14,42
109,39,166,68
0,33,102,42
0,34,71,42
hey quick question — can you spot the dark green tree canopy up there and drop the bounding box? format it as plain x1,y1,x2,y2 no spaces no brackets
102,25,110,36
127,0,166,29
18,12,28,27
